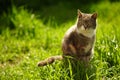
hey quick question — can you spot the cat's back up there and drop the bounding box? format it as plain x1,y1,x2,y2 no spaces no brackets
63,25,77,39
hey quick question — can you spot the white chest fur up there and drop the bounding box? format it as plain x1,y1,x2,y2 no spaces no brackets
77,25,96,38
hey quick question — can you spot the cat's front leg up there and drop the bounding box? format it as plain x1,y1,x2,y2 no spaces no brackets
83,49,92,62
69,44,76,54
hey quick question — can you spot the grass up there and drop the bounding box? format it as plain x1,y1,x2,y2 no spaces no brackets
0,1,120,80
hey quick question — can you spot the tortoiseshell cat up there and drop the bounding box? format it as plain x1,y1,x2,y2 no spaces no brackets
38,9,97,66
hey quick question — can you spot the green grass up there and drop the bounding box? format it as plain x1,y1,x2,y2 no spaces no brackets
0,1,120,80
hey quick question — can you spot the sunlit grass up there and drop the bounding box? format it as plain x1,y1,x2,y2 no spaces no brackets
0,1,120,80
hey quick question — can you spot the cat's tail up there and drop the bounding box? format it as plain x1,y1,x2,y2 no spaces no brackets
37,55,63,67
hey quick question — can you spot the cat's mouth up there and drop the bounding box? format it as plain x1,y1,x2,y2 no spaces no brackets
81,25,88,30
84,26,87,30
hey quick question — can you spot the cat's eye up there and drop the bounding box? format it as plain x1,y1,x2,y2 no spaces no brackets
84,20,89,24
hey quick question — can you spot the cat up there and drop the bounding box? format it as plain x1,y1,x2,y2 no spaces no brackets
38,9,97,66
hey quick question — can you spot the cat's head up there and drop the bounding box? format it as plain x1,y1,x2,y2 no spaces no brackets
77,9,97,29
77,9,97,37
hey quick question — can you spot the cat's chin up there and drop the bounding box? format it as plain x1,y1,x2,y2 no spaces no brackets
77,26,96,38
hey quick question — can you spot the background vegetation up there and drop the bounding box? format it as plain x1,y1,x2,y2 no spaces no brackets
0,0,120,80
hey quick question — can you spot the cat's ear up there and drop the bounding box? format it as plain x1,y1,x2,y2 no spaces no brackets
91,13,97,19
77,9,82,18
